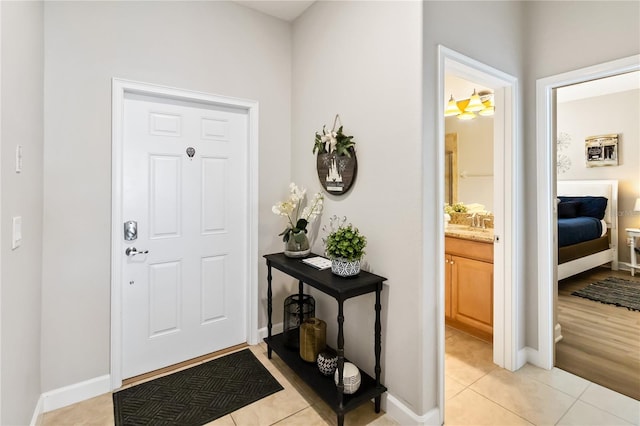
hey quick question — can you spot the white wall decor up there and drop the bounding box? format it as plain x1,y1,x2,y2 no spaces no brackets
556,132,572,174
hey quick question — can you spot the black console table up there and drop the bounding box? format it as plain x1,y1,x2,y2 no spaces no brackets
263,253,387,426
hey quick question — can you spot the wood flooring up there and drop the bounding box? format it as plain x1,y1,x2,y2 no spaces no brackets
556,267,640,400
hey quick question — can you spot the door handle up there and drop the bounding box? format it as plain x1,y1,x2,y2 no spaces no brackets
126,247,149,257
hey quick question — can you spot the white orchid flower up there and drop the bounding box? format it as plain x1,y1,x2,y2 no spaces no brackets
321,129,338,153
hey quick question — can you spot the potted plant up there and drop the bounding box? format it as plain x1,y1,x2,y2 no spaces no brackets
323,215,367,277
444,202,469,225
272,183,324,257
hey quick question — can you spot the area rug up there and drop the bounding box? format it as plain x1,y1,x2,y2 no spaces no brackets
571,276,640,312
113,349,283,426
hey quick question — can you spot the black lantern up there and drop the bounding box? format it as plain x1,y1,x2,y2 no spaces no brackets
283,294,315,349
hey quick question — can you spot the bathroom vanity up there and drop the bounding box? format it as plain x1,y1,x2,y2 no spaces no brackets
444,226,494,342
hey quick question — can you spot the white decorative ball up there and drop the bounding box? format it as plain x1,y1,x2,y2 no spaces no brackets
334,362,361,394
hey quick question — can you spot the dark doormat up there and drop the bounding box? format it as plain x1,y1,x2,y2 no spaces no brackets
113,349,283,425
571,276,640,311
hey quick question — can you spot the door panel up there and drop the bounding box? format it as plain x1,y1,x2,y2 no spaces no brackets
121,93,248,378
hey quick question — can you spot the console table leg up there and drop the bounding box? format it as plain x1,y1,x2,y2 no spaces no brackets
267,262,273,359
375,285,382,413
337,299,345,414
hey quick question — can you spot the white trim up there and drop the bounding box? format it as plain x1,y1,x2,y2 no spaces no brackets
384,393,441,426
436,45,520,424
29,396,43,426
41,375,111,413
0,4,3,422
535,55,639,370
110,78,259,389
258,322,283,340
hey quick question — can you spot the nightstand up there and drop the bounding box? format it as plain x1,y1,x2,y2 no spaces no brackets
626,228,640,276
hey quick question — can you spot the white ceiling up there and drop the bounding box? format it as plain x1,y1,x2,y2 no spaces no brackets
233,0,315,21
234,1,638,104
444,75,491,101
557,71,640,103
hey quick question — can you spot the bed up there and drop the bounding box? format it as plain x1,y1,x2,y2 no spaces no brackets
557,180,618,280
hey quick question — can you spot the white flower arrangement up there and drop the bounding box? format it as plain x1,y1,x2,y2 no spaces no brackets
272,183,324,242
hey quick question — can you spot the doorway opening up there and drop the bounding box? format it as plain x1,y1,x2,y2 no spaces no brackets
535,54,640,372
536,59,640,399
437,46,520,422
110,79,260,390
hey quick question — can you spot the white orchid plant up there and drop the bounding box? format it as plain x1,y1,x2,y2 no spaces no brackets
313,115,356,157
272,183,324,243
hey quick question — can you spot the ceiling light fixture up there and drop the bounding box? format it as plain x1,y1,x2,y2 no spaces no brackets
444,95,463,117
466,89,484,112
444,89,495,120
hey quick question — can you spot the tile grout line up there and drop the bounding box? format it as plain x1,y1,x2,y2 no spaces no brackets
467,388,534,425
574,388,639,426
553,394,581,425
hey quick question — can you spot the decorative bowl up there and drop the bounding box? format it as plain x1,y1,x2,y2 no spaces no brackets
334,362,361,394
317,351,338,376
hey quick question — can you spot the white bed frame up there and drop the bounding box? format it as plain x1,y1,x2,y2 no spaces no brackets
557,179,618,280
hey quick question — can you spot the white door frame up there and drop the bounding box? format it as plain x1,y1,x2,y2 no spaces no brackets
436,46,521,421
535,54,639,369
110,78,260,389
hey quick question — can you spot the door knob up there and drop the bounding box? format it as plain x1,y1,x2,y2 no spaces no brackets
126,247,149,256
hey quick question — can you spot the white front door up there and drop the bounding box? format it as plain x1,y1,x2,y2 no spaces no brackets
121,92,248,379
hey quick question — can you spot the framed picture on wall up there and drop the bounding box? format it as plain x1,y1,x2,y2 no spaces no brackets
585,134,619,167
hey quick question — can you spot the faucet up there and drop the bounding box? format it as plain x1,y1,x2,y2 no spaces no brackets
470,213,487,229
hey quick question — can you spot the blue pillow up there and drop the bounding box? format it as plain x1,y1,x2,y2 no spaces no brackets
558,201,580,218
558,196,608,220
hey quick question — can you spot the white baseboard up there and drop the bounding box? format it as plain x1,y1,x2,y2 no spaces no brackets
257,322,283,340
521,346,549,370
384,393,441,425
516,347,530,370
42,374,111,413
30,395,44,426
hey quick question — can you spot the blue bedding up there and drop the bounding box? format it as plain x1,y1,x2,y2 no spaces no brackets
558,217,603,247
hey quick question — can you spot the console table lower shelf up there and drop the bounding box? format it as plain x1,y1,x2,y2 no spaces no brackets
264,333,387,417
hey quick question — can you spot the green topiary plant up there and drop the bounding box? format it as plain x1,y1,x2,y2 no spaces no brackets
323,216,367,262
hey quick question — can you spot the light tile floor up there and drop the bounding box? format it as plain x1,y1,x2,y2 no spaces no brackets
444,327,640,426
43,330,639,425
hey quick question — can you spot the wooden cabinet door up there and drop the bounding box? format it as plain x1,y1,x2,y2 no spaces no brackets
451,255,493,335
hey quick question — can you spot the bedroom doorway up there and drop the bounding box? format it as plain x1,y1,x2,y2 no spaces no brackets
552,74,640,400
535,54,640,373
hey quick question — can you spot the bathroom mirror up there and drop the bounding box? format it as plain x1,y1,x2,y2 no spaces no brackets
445,133,458,205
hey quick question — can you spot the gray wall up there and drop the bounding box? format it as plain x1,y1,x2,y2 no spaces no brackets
0,1,637,422
422,0,526,413
1,1,44,424
522,0,640,349
292,0,423,412
42,1,292,392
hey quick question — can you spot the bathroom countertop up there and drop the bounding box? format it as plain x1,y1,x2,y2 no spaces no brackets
445,225,494,243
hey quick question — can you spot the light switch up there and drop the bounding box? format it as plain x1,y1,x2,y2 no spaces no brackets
12,216,22,249
15,145,22,173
